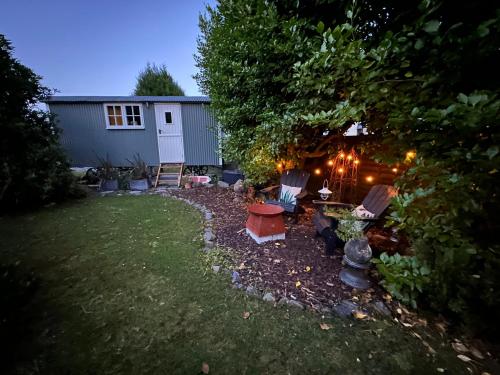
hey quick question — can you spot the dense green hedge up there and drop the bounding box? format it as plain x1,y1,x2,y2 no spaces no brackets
196,0,500,336
0,35,83,211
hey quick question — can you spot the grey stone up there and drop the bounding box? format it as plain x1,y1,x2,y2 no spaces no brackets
204,230,214,242
288,300,305,310
212,265,221,273
217,181,230,188
371,300,392,317
205,240,215,249
233,179,244,195
263,292,275,302
232,282,244,289
332,300,358,318
231,271,241,284
320,306,333,315
278,297,289,306
246,285,260,298
205,212,213,220
129,190,143,195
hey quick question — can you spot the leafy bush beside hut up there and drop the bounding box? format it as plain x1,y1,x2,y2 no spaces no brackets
0,35,83,211
195,0,500,337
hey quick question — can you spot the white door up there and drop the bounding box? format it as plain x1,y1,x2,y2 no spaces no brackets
154,104,184,163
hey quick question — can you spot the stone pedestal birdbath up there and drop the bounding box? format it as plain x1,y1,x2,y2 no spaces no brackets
339,238,373,289
246,204,285,244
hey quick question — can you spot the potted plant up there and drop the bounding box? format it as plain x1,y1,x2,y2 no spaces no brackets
97,154,118,191
127,154,149,191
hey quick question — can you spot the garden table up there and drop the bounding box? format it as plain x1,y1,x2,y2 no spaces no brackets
246,203,286,244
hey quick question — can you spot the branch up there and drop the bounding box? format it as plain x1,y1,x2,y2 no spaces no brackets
302,134,342,158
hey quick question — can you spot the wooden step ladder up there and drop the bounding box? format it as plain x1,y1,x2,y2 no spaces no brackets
154,163,183,188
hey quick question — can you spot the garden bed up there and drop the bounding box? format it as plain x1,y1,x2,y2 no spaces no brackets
172,186,374,310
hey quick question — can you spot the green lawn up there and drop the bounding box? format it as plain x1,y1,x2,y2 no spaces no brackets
0,195,466,374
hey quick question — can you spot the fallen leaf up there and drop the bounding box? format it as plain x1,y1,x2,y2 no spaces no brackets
383,293,392,302
416,318,428,327
305,266,312,272
470,346,484,360
326,282,334,287
295,280,301,288
435,322,447,335
242,311,250,319
401,322,413,328
320,323,333,330
353,310,367,319
422,340,437,355
202,362,209,374
412,332,423,340
437,368,444,373
451,342,469,354
396,308,402,315
457,354,473,363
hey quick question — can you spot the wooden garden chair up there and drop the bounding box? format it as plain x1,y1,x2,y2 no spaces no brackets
312,184,398,255
261,169,310,222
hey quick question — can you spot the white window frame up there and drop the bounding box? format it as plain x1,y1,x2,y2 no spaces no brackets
103,103,145,130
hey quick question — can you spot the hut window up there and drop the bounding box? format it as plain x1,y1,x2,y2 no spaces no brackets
165,112,172,124
125,105,142,126
104,103,144,129
106,105,123,126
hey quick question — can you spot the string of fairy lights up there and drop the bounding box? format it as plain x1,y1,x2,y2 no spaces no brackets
276,150,416,201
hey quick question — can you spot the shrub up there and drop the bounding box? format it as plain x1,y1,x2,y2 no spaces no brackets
0,35,84,211
373,253,431,309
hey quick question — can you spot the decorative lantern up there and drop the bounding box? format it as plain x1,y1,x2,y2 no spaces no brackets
339,238,373,289
318,179,332,200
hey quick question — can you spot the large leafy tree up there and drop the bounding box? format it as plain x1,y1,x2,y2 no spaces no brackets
0,35,80,211
133,63,185,96
196,1,500,334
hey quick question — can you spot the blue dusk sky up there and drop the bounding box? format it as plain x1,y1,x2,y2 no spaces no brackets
1,0,216,96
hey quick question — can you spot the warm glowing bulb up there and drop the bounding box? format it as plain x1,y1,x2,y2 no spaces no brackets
406,151,416,159
338,168,344,173
327,160,334,166
277,163,282,169
314,168,321,175
347,155,353,160
354,159,360,165
366,176,374,183
392,168,398,173
340,153,345,158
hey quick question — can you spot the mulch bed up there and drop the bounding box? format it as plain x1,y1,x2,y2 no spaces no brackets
172,186,357,308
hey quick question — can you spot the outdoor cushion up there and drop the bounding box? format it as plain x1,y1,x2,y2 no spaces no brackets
279,184,302,205
353,204,375,219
